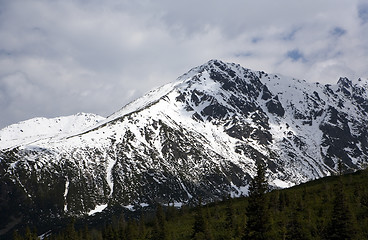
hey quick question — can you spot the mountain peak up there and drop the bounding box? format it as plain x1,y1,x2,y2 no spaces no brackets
104,60,254,125
1,60,368,236
337,77,353,88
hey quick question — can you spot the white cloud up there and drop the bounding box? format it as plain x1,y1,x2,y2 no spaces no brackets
0,0,367,128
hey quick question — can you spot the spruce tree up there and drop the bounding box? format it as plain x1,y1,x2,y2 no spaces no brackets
326,180,357,240
81,224,92,240
13,230,23,240
117,212,127,239
244,161,270,240
24,226,39,240
138,213,146,239
192,198,212,240
224,195,235,238
126,219,138,240
103,224,115,240
286,198,309,240
151,204,167,240
64,218,79,240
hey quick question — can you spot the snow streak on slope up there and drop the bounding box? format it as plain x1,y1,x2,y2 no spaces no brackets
63,178,69,212
88,204,108,216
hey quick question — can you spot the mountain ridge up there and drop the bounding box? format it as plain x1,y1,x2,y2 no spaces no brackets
1,59,368,236
0,113,105,150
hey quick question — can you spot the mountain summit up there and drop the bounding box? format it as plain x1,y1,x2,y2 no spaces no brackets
1,60,368,234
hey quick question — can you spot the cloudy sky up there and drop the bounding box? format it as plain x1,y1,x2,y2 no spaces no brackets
1,0,368,129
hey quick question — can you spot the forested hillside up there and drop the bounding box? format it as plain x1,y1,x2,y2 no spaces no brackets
13,166,368,240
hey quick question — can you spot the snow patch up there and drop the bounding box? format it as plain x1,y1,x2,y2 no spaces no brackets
88,204,108,216
179,180,192,199
63,179,69,212
123,205,135,211
272,179,293,188
140,203,149,208
171,202,184,208
106,151,116,197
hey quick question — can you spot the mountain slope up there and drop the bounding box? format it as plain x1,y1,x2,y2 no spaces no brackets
0,113,105,150
1,60,368,236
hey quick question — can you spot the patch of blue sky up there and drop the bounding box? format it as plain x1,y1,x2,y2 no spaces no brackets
235,51,253,57
331,27,346,37
286,49,305,62
358,3,368,24
251,37,262,43
282,27,301,41
0,49,13,56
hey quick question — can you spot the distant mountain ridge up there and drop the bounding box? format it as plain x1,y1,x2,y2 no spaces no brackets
0,113,105,150
1,60,368,236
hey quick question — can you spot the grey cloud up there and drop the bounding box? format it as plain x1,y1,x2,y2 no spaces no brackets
0,0,367,129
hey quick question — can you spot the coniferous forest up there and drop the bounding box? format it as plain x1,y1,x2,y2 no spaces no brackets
12,166,368,240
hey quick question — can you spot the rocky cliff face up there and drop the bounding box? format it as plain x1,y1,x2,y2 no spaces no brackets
1,60,368,235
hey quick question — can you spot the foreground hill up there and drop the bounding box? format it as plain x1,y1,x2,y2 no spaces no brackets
1,60,368,236
13,168,368,239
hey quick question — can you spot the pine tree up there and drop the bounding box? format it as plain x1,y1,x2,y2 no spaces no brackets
278,191,287,211
13,230,23,240
286,210,305,240
126,219,138,240
286,197,310,240
138,213,146,240
64,219,79,240
224,195,235,238
81,224,92,240
244,161,270,240
151,204,167,240
326,180,357,240
166,202,178,221
117,212,127,239
192,198,212,240
24,226,39,240
103,224,115,240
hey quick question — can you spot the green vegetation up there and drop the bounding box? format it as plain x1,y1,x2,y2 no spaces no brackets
244,162,269,239
13,168,368,239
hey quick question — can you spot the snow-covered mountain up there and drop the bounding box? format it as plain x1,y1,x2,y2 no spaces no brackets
1,60,368,235
0,113,105,150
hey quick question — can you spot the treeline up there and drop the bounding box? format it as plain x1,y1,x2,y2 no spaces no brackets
13,165,368,239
